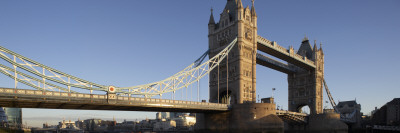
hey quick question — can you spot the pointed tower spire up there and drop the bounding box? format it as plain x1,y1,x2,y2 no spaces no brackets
302,34,309,42
237,0,243,9
319,42,324,53
209,7,215,24
251,0,256,16
313,40,317,51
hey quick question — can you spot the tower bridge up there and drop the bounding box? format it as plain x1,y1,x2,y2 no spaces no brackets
0,0,348,132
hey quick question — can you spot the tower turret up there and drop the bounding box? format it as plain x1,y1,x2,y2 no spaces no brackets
208,8,216,34
237,0,243,9
251,0,257,17
209,8,215,25
313,40,317,52
208,0,258,104
298,36,313,59
237,0,244,21
313,40,317,60
319,43,324,54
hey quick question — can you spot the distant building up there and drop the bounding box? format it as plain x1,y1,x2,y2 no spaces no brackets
172,115,196,130
372,98,400,126
58,120,83,133
83,119,102,131
113,120,137,132
136,118,154,132
261,97,274,104
153,119,176,131
156,112,171,120
336,100,362,129
3,107,22,128
157,112,186,120
170,112,184,119
0,107,7,126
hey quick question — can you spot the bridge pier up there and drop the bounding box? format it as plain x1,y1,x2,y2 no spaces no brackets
306,113,348,133
284,112,348,133
195,103,284,133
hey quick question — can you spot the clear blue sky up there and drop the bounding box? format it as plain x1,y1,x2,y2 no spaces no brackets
0,0,399,127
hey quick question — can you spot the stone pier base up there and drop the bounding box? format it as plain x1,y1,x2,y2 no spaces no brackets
307,113,348,133
285,112,348,133
195,103,284,133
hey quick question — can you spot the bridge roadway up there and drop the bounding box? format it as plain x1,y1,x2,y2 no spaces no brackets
276,110,308,124
0,87,229,113
0,87,308,121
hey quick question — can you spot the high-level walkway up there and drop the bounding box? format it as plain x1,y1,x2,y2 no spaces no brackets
256,35,316,72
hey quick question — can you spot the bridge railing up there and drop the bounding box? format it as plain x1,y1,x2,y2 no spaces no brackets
276,110,308,117
0,88,229,110
276,110,308,123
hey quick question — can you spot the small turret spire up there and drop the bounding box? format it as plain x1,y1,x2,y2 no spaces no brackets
208,7,215,24
313,41,318,51
319,42,324,53
251,0,256,16
302,34,309,42
237,0,243,9
320,42,322,48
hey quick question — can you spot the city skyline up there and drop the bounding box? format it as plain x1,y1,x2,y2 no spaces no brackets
0,0,399,127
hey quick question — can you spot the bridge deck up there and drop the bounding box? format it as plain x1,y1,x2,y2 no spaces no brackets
257,36,316,70
276,110,308,123
0,88,229,113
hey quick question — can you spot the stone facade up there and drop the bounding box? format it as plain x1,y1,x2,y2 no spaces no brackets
208,0,325,114
208,0,257,104
288,39,324,114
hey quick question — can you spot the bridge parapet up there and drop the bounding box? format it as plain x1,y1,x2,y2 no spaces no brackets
294,53,303,59
0,88,229,112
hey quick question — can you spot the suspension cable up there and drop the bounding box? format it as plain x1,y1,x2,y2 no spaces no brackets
0,37,238,97
226,52,229,104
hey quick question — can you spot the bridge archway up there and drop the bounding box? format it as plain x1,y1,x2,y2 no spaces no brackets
297,105,311,115
219,90,232,104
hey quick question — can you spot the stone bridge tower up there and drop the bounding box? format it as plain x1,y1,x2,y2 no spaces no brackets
288,38,324,114
208,0,257,104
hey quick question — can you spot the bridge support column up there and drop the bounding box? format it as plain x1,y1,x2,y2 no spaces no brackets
107,92,116,104
195,103,284,133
